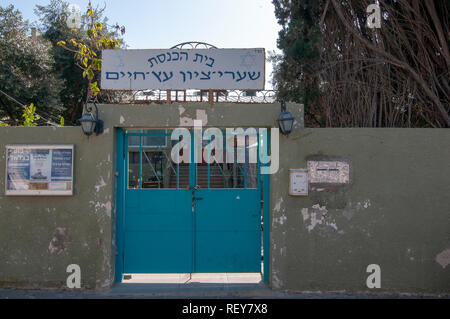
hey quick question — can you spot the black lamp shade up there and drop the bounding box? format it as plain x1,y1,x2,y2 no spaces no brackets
277,111,295,135
79,112,97,136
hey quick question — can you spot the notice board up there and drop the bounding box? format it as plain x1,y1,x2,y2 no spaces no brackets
5,145,74,196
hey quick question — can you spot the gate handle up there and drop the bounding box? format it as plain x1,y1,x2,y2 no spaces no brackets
193,197,203,201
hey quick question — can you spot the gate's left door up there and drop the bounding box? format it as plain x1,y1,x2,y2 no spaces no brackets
117,129,194,275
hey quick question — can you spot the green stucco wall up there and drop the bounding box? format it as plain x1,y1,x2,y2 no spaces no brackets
0,127,115,289
0,103,448,295
271,128,450,295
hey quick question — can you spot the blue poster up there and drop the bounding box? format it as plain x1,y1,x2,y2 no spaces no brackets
51,149,73,181
7,148,30,190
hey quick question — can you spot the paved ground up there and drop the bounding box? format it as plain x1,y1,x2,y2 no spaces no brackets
0,273,448,299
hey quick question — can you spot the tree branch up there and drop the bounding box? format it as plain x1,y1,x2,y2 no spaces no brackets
329,0,450,126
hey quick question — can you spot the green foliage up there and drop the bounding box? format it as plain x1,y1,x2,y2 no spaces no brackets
0,103,42,127
57,2,120,102
271,0,326,122
21,103,40,126
0,1,123,126
0,5,62,125
35,0,124,124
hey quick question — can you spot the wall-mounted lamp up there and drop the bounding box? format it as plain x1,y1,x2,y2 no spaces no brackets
78,102,103,136
277,100,295,136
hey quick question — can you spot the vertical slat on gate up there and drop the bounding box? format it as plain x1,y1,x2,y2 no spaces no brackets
139,135,142,189
262,130,270,283
257,130,261,198
115,129,125,282
177,150,179,190
244,136,247,189
207,147,210,189
190,130,194,189
191,129,196,273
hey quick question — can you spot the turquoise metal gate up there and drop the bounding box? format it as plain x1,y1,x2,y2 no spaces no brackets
115,128,264,280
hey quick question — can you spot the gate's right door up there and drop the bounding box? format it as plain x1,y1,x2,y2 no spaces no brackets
193,130,262,272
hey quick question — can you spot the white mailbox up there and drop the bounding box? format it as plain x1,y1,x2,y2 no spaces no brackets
289,169,308,196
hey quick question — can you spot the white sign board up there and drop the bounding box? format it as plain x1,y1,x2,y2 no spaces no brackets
289,169,308,196
5,145,74,196
101,48,265,90
307,161,350,184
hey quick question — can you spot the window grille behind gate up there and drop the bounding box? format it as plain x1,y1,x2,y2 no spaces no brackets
126,129,258,189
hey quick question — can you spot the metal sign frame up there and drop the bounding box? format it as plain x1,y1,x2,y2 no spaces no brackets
101,48,266,91
5,144,74,196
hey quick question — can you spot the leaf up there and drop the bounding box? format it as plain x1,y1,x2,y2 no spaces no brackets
57,40,66,46
86,29,94,38
21,103,39,126
92,58,101,71
95,22,103,31
87,69,94,80
90,81,100,96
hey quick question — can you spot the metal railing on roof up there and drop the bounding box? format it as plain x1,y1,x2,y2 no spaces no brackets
129,89,276,104
102,42,277,105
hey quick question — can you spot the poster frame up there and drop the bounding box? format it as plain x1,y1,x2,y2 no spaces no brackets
4,144,74,196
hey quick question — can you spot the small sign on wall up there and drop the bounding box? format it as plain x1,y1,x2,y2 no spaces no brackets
5,145,74,196
289,169,308,196
308,160,350,184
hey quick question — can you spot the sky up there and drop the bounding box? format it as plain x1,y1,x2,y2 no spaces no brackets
1,0,282,89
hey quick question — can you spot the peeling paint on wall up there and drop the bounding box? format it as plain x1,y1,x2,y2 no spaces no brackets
274,214,287,225
301,204,339,233
89,200,111,218
180,116,193,126
196,109,208,125
179,108,208,126
435,249,450,268
272,270,283,289
105,201,112,218
301,208,309,221
95,176,107,192
48,227,71,255
274,197,284,213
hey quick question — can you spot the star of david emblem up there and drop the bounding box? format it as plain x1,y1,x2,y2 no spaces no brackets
240,52,257,70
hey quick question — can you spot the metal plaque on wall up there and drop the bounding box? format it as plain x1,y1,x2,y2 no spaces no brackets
307,160,350,184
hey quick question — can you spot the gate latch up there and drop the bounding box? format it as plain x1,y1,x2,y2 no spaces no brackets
193,197,203,201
